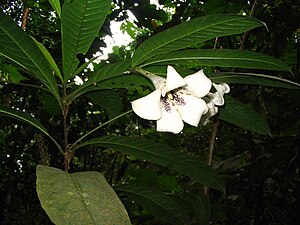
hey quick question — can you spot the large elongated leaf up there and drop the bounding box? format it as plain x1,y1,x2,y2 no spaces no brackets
0,12,61,102
0,106,62,152
140,49,291,72
76,136,225,193
140,65,299,89
132,14,264,67
209,72,300,89
36,165,131,225
61,0,111,81
115,184,188,225
219,96,271,136
67,60,132,101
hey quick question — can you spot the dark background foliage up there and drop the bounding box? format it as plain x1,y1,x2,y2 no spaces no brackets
0,0,300,224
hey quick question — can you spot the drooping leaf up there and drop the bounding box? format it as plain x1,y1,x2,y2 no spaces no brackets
87,90,123,119
76,136,225,193
115,184,188,225
209,72,300,89
36,165,131,225
61,0,112,81
48,0,61,18
31,36,63,82
219,95,271,136
0,106,62,152
0,12,61,102
0,106,50,137
140,49,291,72
132,14,264,67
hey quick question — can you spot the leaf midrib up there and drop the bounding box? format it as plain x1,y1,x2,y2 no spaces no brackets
69,174,96,224
141,55,288,70
134,16,260,66
0,25,59,99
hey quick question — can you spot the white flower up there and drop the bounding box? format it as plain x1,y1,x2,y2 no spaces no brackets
131,66,212,134
201,83,230,125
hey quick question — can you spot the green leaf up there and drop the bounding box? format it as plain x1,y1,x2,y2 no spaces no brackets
219,96,271,136
48,0,61,18
61,0,112,81
36,165,131,225
209,72,300,89
0,106,63,153
87,90,123,119
141,49,292,72
132,14,264,67
0,12,61,103
115,184,188,225
0,63,25,83
40,92,61,116
67,60,132,101
188,194,211,225
90,60,132,84
0,106,50,136
76,136,225,193
31,36,63,82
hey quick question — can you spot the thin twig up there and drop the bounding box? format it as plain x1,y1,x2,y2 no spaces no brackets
21,6,29,30
204,119,219,196
240,0,259,50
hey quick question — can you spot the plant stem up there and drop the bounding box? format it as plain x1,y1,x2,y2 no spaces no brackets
62,84,71,172
21,1,29,30
204,119,219,196
240,0,259,50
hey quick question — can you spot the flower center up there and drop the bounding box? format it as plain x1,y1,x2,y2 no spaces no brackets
162,90,186,113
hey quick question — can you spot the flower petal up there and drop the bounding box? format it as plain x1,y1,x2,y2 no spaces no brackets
207,92,223,106
208,83,230,106
176,94,208,127
144,73,166,90
165,65,187,93
156,101,184,134
132,89,162,120
200,101,218,125
184,69,212,98
213,83,230,94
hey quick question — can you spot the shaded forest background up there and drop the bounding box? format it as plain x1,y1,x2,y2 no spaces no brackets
0,0,300,224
